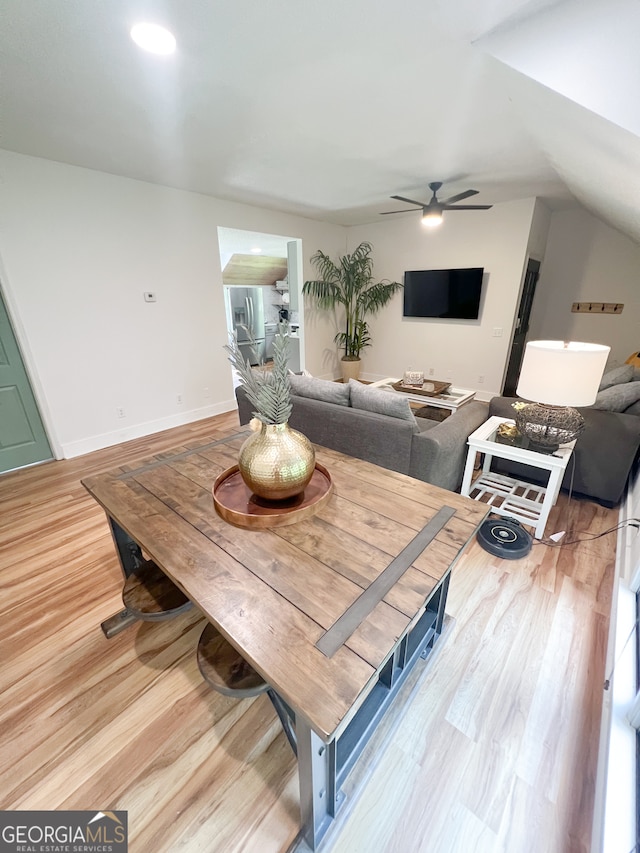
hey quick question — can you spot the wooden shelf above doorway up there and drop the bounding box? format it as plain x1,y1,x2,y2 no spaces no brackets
222,254,288,286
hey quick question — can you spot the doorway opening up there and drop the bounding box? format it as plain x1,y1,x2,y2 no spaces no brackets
217,227,305,380
502,258,541,396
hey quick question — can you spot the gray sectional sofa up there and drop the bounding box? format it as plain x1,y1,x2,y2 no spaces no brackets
488,395,640,507
235,376,488,492
488,363,640,507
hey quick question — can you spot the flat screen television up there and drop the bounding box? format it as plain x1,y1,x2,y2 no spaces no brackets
403,267,484,319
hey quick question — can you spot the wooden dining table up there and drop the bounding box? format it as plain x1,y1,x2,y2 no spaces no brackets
82,427,489,850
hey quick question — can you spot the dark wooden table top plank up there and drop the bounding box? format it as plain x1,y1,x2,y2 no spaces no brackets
132,464,411,668
319,464,477,530
275,515,439,616
301,494,463,594
322,466,483,554
314,446,489,525
166,453,230,484
82,472,376,739
155,450,446,613
83,435,488,741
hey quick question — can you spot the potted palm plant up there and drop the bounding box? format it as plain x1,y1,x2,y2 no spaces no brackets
303,242,402,382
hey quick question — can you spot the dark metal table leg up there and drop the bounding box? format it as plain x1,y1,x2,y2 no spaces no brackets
296,720,340,851
267,689,298,756
101,518,144,638
108,517,143,577
100,608,138,638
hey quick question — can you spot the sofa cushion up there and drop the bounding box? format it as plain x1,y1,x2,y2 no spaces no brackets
599,363,634,390
592,381,640,412
287,393,416,475
349,379,419,431
289,375,351,406
624,400,640,416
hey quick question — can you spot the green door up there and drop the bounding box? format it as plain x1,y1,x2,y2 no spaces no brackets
0,290,52,473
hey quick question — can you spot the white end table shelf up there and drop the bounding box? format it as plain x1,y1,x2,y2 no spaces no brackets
460,416,575,539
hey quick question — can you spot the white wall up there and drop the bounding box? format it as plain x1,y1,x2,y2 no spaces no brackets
482,0,640,140
0,151,345,457
529,208,640,366
6,147,631,460
345,198,538,398
526,198,552,262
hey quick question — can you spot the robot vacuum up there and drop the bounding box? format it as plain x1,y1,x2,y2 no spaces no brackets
476,515,533,560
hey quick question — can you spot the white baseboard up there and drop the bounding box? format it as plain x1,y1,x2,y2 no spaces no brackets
60,400,237,459
472,389,499,402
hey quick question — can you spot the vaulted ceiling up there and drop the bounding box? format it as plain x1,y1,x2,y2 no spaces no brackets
2,0,639,241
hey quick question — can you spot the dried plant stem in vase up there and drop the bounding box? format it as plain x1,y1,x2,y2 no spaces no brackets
225,324,315,501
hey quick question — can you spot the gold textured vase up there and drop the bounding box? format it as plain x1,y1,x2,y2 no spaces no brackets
238,422,315,501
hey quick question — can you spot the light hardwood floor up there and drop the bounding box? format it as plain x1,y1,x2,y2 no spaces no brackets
0,412,616,853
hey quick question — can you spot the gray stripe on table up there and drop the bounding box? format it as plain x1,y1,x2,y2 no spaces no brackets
316,505,456,658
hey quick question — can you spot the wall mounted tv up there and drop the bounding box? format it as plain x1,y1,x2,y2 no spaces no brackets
403,267,484,319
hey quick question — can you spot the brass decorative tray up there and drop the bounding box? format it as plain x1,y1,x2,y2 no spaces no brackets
391,379,451,397
212,462,333,529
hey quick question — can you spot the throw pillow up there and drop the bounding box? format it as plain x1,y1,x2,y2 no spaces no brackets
598,363,634,390
289,374,351,406
349,379,419,430
624,400,640,416
592,381,640,412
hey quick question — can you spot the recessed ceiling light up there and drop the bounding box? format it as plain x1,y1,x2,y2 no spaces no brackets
130,22,176,55
250,247,262,254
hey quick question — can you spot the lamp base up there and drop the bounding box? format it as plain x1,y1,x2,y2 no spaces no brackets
514,403,584,454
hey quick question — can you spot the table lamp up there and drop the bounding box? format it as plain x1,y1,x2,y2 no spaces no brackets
515,340,610,453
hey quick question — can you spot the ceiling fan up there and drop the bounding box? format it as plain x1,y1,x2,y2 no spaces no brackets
381,181,492,227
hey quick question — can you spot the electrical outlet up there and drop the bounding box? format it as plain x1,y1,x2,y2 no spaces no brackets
177,394,183,405
492,327,503,337
428,368,435,376
143,292,157,302
116,407,125,419
203,386,210,399
478,375,484,384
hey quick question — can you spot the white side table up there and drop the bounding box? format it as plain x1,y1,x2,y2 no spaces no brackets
460,416,575,539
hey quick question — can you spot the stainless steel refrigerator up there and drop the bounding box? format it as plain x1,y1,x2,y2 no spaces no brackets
224,286,266,365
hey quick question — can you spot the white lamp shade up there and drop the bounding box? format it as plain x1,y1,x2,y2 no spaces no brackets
516,340,610,406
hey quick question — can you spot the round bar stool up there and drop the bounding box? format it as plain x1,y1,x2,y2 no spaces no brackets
122,559,193,621
196,622,269,698
196,622,297,754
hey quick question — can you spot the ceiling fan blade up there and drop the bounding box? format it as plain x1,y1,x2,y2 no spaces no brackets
442,204,493,210
390,194,425,207
440,189,479,205
380,208,421,215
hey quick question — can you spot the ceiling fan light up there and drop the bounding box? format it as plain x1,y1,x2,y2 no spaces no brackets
422,209,443,227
